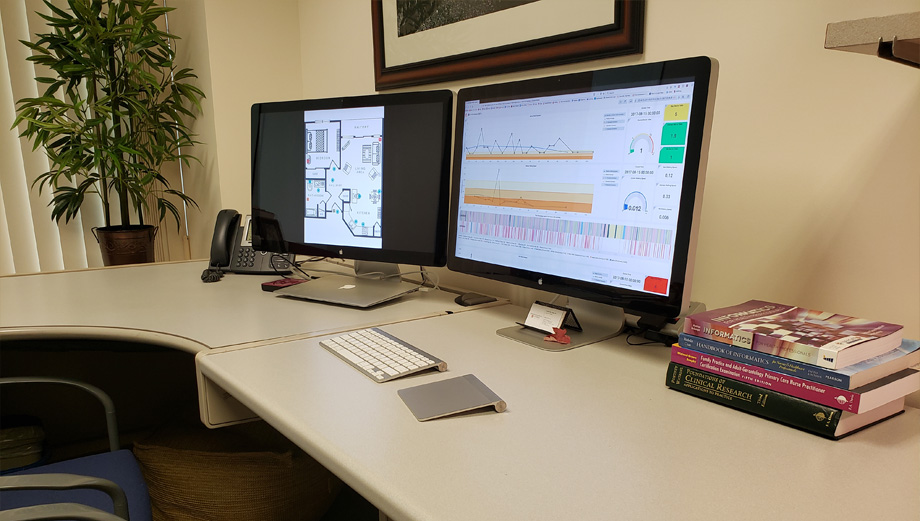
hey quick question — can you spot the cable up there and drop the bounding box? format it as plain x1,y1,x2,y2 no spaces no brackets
400,267,439,291
280,256,326,280
625,329,672,347
418,266,440,290
269,253,299,275
281,261,439,292
298,266,358,278
200,266,224,283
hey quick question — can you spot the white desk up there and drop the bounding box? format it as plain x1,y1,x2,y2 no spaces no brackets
0,261,480,352
1,261,499,427
197,304,920,521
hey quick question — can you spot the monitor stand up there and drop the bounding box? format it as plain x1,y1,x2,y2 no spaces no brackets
352,260,402,280
497,298,626,351
276,260,418,308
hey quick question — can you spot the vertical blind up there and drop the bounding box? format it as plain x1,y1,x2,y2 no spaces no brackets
1,0,189,275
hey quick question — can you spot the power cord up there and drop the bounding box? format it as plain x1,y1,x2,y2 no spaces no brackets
418,266,440,290
200,265,224,283
624,327,674,347
283,256,326,280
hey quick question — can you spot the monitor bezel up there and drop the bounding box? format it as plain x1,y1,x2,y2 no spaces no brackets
446,57,718,321
251,89,454,267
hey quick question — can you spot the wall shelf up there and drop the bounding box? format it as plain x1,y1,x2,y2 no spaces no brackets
825,12,919,68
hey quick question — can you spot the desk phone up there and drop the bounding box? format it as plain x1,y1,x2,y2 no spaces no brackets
209,209,293,275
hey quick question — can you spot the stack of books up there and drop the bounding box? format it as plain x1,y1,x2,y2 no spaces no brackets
666,300,920,439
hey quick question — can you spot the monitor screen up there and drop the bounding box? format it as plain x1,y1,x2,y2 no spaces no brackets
251,90,453,267
447,57,718,323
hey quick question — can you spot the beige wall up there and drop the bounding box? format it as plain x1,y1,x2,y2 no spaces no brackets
155,0,216,262
168,0,304,260
199,0,919,338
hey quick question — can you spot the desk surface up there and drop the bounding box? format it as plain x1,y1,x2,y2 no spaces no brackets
198,304,920,521
0,261,476,352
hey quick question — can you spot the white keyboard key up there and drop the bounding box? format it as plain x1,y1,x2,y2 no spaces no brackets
340,350,364,366
319,327,447,383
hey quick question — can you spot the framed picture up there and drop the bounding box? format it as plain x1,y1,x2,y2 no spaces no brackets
372,0,645,90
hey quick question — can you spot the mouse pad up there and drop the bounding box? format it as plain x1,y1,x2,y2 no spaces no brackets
398,374,506,421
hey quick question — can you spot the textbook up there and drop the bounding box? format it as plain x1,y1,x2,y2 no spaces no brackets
677,333,920,390
665,362,906,440
671,345,920,414
683,300,903,369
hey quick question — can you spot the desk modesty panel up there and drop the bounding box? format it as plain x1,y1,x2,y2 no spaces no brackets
0,261,481,352
196,305,920,521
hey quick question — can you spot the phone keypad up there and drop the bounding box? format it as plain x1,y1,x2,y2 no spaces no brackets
234,247,292,272
235,247,256,268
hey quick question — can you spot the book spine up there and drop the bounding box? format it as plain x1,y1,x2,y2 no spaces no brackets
671,345,862,413
665,362,843,439
677,333,852,389
683,315,755,349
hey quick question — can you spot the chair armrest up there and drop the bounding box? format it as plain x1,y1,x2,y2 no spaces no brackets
0,377,120,452
0,502,126,521
0,503,125,521
0,474,128,520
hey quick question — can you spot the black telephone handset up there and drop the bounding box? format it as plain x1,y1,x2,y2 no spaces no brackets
209,209,240,268
202,209,294,282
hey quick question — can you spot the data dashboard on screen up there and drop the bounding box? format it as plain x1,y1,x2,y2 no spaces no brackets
448,57,718,323
456,82,694,294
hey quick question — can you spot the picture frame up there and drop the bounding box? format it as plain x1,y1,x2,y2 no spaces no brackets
372,0,645,90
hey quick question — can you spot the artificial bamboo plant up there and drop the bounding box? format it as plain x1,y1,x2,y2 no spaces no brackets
13,0,205,230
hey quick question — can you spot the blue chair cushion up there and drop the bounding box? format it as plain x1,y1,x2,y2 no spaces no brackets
1,449,151,521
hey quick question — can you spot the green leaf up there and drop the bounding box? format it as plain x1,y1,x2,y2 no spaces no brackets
17,0,204,227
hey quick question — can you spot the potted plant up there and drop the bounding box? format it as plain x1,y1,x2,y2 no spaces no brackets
12,0,205,265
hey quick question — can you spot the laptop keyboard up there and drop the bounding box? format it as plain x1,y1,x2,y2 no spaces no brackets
319,328,447,382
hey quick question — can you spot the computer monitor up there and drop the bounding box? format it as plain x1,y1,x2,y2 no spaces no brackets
251,89,453,307
447,56,718,347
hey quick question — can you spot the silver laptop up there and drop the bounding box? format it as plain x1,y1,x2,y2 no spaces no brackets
275,273,420,308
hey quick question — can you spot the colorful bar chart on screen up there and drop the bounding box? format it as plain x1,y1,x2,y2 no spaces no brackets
462,180,594,213
453,81,697,295
458,210,674,260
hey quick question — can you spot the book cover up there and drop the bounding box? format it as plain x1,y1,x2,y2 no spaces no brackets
671,345,920,414
665,362,906,439
677,333,920,390
682,300,903,369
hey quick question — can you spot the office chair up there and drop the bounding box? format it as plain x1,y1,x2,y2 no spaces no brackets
0,377,152,521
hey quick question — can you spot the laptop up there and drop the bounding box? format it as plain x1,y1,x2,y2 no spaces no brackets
274,273,420,308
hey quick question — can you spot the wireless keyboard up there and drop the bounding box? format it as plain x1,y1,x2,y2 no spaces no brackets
319,328,447,382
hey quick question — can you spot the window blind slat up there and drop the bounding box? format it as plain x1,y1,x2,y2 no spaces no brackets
1,7,41,274
3,0,98,273
3,0,193,273
0,182,20,275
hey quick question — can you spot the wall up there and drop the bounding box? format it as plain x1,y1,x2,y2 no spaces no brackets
165,0,219,261
208,0,919,338
168,0,304,259
646,0,919,339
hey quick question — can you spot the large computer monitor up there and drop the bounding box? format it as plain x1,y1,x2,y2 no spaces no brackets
251,90,453,307
447,57,718,347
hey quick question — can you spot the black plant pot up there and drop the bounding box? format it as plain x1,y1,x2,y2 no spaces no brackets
93,225,157,266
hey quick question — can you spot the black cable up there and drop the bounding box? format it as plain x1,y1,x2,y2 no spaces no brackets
286,256,328,280
200,266,224,283
269,253,297,275
625,329,669,347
